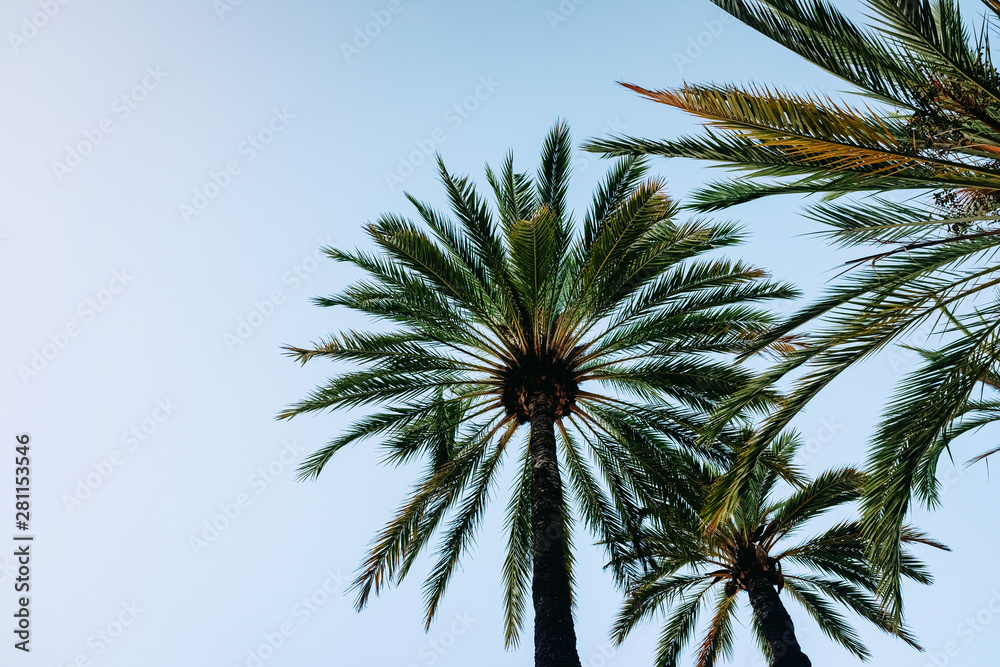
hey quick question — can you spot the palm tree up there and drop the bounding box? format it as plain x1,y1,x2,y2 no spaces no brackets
584,0,1000,620
610,433,945,667
278,121,797,666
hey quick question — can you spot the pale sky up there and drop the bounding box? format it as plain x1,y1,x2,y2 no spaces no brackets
2,1,998,666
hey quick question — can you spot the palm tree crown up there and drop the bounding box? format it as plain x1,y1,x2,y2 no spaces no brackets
584,0,1000,619
279,121,796,666
611,433,946,667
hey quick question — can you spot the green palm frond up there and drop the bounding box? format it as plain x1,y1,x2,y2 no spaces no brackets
421,419,517,628
652,580,717,667
707,0,923,105
502,437,533,648
782,578,871,659
768,467,864,543
867,0,1000,105
862,309,1000,613
696,588,738,667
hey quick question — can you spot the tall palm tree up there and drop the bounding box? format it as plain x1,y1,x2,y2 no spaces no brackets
611,433,945,667
584,0,1000,620
278,122,797,666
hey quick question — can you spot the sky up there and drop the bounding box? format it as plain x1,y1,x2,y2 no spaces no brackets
2,0,998,665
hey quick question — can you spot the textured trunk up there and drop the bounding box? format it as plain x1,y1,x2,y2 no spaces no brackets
528,392,581,667
746,577,811,667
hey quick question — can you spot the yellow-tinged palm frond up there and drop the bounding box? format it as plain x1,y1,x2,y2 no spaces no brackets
620,82,1000,185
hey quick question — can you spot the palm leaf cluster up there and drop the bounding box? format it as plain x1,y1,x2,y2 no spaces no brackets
611,433,946,667
279,122,797,651
585,0,1000,620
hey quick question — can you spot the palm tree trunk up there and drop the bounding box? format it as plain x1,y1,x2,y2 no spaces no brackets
528,391,581,667
746,577,811,667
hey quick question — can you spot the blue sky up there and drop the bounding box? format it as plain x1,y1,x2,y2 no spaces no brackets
3,1,998,665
